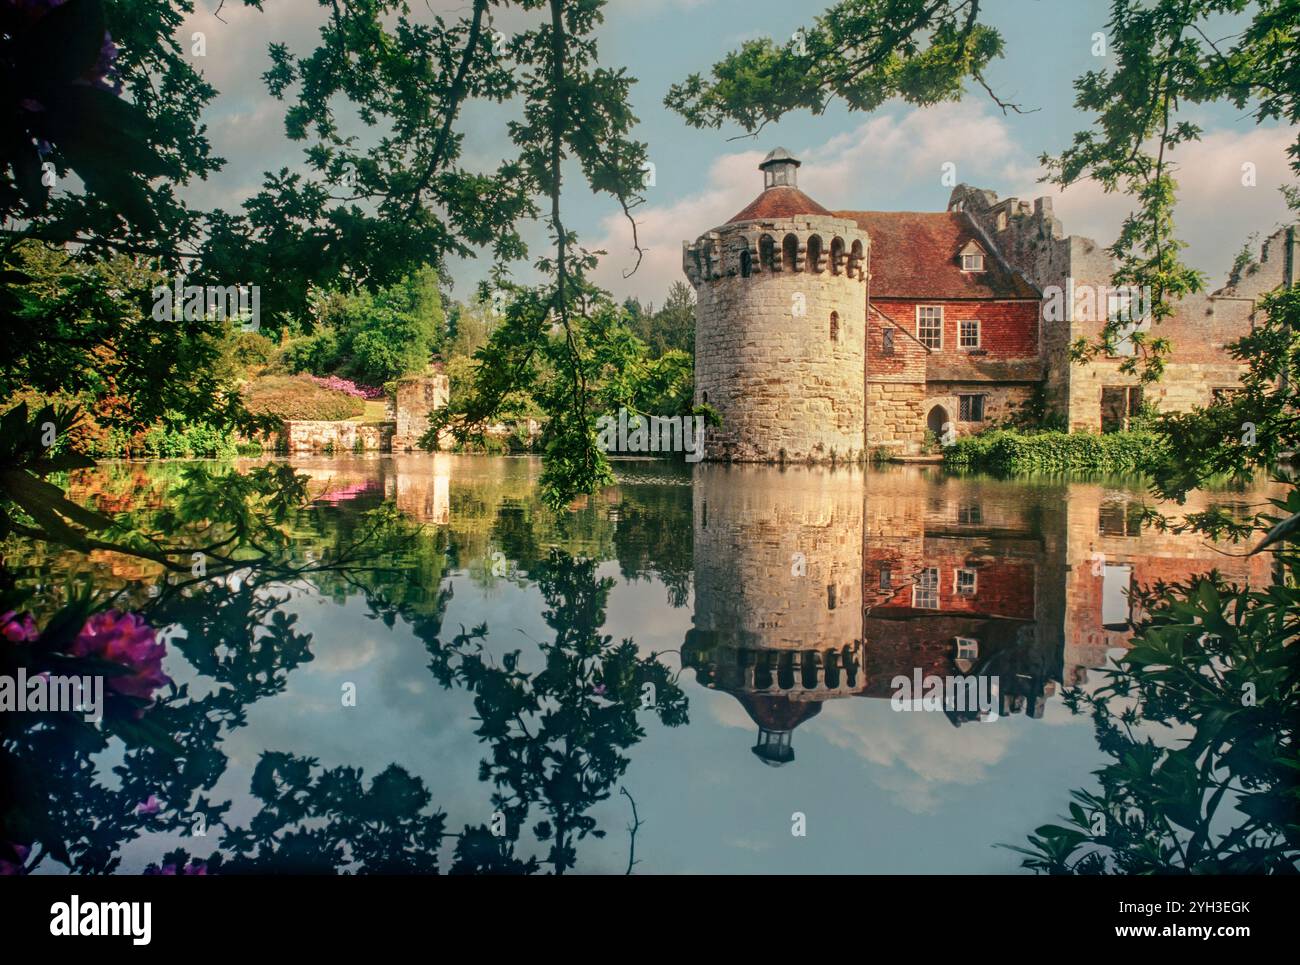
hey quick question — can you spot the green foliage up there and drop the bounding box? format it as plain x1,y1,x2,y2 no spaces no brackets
1,0,198,240
666,0,1006,130
434,288,706,507
627,281,696,358
224,330,276,371
421,550,689,874
140,421,238,460
445,295,498,361
241,375,365,424
1,241,249,435
277,328,341,376
943,429,1163,474
278,269,444,384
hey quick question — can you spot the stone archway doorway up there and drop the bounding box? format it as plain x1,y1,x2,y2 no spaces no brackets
926,404,949,437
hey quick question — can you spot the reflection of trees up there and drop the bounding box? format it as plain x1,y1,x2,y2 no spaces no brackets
1008,532,1299,873
4,505,687,873
420,550,688,873
610,482,693,608
1,577,318,873
162,549,687,874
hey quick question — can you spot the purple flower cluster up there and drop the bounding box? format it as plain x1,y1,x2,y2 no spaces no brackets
68,610,171,701
305,374,385,400
315,480,381,505
1,610,38,643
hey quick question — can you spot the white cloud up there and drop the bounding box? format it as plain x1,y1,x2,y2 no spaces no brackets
817,697,1022,814
591,104,1019,301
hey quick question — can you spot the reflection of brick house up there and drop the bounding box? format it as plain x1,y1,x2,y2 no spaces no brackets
681,466,1278,763
684,148,1298,458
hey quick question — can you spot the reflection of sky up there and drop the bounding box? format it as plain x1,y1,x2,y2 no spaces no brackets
106,562,1106,875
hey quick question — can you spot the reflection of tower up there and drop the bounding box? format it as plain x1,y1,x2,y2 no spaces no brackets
390,453,451,524
683,465,865,764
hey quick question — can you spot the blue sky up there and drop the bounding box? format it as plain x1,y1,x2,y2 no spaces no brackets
181,0,1297,304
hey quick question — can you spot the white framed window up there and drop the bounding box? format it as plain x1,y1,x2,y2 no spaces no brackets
913,567,940,610
955,569,977,596
961,253,984,271
959,318,980,348
917,306,942,350
955,636,979,661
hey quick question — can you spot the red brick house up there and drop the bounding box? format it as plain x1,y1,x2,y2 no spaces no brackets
838,209,1043,444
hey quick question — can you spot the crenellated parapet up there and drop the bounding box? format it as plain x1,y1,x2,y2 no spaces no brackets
683,216,868,287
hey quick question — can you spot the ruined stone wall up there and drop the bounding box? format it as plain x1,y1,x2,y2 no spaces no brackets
281,420,394,453
392,371,450,450
952,187,1295,432
686,216,868,462
949,187,1114,425
1060,480,1278,684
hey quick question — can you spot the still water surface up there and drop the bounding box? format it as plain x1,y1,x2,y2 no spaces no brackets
16,454,1277,873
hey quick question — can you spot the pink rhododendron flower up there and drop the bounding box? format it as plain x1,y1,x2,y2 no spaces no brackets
69,610,171,700
304,374,385,399
136,795,161,816
1,610,38,643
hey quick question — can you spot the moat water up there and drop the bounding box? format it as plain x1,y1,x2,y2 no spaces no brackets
9,455,1280,874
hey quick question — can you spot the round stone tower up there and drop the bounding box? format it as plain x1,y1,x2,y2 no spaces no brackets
683,148,869,463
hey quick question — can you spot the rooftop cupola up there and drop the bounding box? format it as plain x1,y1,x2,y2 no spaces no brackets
759,147,801,189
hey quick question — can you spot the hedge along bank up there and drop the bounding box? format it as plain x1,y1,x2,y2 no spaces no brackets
942,429,1165,474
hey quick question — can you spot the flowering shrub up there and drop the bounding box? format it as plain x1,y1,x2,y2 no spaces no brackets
304,374,385,400
241,375,366,422
68,609,171,701
1,609,38,643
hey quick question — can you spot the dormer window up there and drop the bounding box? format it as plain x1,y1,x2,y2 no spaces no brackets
959,240,986,272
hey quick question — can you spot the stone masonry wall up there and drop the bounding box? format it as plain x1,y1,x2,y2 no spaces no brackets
392,372,450,450
692,464,864,652
923,382,1036,436
688,215,868,463
949,187,1113,426
866,382,926,451
281,420,394,453
952,186,1296,432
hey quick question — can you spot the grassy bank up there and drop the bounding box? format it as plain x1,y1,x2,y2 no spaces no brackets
942,429,1162,474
